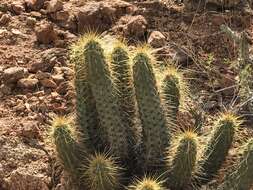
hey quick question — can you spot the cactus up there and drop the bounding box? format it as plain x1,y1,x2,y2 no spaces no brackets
128,176,165,190
167,131,198,190
217,138,253,190
200,113,241,183
161,66,186,120
51,117,81,178
132,46,171,169
110,41,140,148
84,35,129,159
70,35,104,151
83,153,121,190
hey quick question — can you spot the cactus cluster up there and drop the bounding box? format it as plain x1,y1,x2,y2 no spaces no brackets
51,34,253,190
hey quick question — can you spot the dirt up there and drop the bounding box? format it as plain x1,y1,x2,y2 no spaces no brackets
0,0,253,190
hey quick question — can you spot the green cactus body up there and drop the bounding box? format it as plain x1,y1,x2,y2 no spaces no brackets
84,153,121,190
168,131,198,190
132,47,171,168
218,138,253,190
200,113,239,183
128,177,165,190
161,71,181,120
110,42,139,146
52,117,81,178
70,38,103,152
84,37,129,159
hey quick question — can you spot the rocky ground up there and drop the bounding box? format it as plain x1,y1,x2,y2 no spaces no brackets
0,0,253,190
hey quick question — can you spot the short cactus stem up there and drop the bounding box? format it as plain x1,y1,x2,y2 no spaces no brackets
70,35,103,152
218,138,253,190
168,131,198,190
161,67,183,120
51,117,81,178
110,42,140,148
83,153,122,190
128,176,166,190
132,46,171,169
84,36,129,160
200,113,240,183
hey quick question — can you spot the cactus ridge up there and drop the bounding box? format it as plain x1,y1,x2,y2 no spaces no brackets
132,46,171,168
84,37,129,159
83,152,122,190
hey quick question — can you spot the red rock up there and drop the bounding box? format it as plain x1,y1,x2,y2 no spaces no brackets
11,2,24,15
46,0,63,13
40,78,57,88
122,15,147,39
17,78,39,89
148,31,166,48
35,22,57,44
25,0,45,11
76,0,136,33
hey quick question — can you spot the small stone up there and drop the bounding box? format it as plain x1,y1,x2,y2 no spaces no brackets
148,31,166,48
20,121,41,140
11,2,24,15
56,82,70,95
25,0,45,11
26,17,37,27
30,11,42,18
17,78,39,89
52,74,64,84
0,14,11,25
122,15,147,39
53,10,69,21
46,0,63,13
3,67,26,84
40,79,57,88
35,22,57,44
0,84,12,97
35,71,51,80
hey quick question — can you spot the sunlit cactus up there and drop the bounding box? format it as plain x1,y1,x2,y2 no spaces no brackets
110,41,140,149
83,153,122,190
161,66,186,120
51,117,81,178
84,35,129,159
200,113,241,183
70,34,104,151
167,131,198,190
132,46,171,169
128,176,165,190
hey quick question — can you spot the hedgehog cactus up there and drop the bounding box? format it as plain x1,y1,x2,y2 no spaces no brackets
218,138,253,190
128,177,165,190
200,113,240,183
50,34,253,190
168,131,198,190
84,36,129,159
51,117,81,178
132,46,171,169
83,153,121,190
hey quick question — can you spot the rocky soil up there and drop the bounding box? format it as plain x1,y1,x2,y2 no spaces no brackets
0,0,253,190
